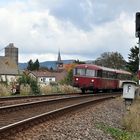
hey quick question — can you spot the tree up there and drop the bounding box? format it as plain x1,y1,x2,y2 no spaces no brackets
94,52,127,69
34,59,40,70
74,59,85,64
127,46,139,74
60,69,73,85
27,59,34,71
27,59,40,71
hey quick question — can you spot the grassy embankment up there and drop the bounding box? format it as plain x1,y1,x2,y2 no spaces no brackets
96,98,140,140
0,84,80,96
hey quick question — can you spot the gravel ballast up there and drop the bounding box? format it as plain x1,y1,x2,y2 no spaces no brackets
9,97,125,140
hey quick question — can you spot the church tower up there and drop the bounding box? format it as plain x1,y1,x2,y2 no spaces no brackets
56,50,63,70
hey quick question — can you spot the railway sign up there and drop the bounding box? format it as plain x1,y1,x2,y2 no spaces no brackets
123,82,136,99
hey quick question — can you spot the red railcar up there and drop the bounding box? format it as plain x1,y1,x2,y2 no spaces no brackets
73,64,133,93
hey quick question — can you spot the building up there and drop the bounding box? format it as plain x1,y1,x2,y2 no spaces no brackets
28,70,66,86
0,56,20,84
56,50,63,70
0,43,20,84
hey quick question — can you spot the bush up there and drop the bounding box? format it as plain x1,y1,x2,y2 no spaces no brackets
18,74,40,95
30,79,40,95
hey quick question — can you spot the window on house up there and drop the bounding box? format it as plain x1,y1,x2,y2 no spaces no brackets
49,78,52,81
43,77,46,82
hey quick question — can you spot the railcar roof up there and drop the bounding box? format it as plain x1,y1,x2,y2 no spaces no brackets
75,64,132,75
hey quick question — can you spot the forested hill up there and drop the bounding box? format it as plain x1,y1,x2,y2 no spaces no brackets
18,60,75,70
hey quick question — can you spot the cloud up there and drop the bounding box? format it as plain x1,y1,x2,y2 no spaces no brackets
0,0,138,63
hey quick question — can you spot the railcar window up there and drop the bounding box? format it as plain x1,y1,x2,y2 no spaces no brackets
76,68,86,76
102,71,107,78
102,71,116,79
73,69,76,75
108,72,116,79
97,70,102,77
117,74,132,80
86,69,95,76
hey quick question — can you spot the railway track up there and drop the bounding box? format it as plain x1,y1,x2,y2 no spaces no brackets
0,92,120,107
0,93,82,107
0,93,121,139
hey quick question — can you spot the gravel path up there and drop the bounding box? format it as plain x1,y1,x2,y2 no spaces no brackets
9,97,125,140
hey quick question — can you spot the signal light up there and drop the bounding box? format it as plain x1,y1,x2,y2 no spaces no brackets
136,12,140,37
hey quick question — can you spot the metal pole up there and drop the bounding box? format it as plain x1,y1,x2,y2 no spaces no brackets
139,37,140,85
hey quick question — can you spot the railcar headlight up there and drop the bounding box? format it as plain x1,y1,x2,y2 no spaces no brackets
91,79,94,82
76,78,79,81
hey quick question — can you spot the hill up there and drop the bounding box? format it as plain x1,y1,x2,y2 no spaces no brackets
18,60,75,70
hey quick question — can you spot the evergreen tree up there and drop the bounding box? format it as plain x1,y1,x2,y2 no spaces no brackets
27,59,34,70
127,46,139,74
34,59,40,70
74,59,85,64
27,59,40,71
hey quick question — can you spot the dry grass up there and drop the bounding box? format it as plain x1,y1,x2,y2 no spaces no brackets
0,84,31,96
0,83,80,96
40,84,80,95
58,85,80,93
0,84,11,96
20,84,31,96
40,85,53,94
122,98,140,132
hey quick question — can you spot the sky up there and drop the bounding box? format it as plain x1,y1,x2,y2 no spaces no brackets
0,0,139,63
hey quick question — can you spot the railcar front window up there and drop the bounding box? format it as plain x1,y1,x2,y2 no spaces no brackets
77,68,86,76
73,69,76,75
86,69,95,76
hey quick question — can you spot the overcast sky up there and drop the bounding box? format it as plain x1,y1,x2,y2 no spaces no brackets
0,0,139,62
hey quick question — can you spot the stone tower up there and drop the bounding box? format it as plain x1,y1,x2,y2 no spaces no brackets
5,43,18,65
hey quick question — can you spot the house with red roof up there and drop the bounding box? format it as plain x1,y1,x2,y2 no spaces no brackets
28,70,67,86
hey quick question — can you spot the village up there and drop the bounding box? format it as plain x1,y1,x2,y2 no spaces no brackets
0,43,78,95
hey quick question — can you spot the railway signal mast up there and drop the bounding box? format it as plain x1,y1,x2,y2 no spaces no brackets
136,12,140,84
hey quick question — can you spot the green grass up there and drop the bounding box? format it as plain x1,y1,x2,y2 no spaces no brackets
96,123,140,140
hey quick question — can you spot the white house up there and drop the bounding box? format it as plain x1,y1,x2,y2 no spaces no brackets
28,70,67,86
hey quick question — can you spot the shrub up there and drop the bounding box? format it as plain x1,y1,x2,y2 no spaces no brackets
18,74,40,95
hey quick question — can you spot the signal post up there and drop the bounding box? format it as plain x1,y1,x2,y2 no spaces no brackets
136,12,140,85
